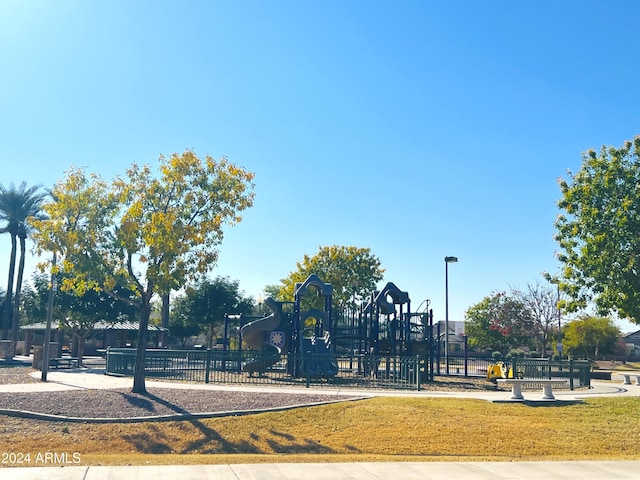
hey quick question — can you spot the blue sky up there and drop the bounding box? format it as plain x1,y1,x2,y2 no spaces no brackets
1,1,639,332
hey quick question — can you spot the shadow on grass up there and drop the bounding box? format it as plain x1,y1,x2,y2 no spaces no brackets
121,390,338,455
523,400,585,407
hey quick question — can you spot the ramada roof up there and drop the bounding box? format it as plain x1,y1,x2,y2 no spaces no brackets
21,321,167,332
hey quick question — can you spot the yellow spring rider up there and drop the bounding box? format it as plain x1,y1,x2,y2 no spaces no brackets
486,361,523,383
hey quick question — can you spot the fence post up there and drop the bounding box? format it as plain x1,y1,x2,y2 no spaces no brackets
436,322,441,375
416,355,421,391
305,353,310,388
569,358,574,390
463,336,468,377
205,349,211,384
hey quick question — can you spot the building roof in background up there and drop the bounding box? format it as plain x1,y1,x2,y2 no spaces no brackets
21,321,167,332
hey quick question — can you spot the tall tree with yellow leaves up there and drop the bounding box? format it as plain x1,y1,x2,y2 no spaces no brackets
33,151,254,393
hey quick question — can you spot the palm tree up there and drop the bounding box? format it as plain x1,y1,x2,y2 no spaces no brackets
0,182,46,345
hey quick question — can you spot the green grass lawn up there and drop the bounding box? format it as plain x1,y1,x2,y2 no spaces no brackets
3,395,640,466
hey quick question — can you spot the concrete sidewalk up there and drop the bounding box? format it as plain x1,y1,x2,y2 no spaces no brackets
2,461,640,480
1,364,638,403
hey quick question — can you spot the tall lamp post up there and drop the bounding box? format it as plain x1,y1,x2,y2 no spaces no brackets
444,256,458,376
41,252,57,382
556,281,562,359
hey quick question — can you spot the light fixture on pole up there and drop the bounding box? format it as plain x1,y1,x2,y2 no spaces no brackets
444,255,458,376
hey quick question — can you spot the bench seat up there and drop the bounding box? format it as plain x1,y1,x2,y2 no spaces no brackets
49,357,79,369
497,378,568,400
617,373,640,386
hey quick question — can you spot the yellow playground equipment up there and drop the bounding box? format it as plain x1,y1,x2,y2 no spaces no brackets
486,361,523,383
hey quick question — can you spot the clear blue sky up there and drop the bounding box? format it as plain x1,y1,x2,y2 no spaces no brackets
1,1,639,331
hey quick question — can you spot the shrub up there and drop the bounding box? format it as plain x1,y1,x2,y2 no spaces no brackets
506,349,526,360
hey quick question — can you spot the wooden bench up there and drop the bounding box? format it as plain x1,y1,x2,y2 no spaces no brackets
49,357,79,369
617,373,640,386
497,378,568,400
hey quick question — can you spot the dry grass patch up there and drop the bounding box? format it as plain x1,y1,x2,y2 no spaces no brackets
0,367,39,385
2,396,640,466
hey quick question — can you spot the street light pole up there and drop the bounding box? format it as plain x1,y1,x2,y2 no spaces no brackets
444,256,458,376
556,281,562,359
41,252,57,382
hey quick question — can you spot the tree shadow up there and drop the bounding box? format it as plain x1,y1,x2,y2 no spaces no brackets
119,390,246,454
121,424,174,453
118,392,156,412
266,436,336,454
265,428,339,454
119,390,342,455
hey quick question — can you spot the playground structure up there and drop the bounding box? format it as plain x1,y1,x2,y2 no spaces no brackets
232,274,338,377
105,272,592,390
222,274,436,381
333,281,431,357
485,361,536,383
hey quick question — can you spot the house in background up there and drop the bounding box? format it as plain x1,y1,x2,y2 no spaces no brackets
623,330,640,357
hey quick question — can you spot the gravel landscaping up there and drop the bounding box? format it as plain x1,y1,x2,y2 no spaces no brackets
0,367,358,419
0,388,355,419
0,365,497,420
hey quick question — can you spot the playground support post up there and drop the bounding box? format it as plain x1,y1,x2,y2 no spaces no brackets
427,309,435,381
444,256,458,376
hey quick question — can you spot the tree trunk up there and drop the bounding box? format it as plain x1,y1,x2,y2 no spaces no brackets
10,235,27,345
76,333,86,367
132,288,153,394
2,233,17,341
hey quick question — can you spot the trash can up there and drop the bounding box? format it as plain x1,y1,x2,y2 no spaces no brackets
33,343,59,370
0,340,14,360
33,346,43,369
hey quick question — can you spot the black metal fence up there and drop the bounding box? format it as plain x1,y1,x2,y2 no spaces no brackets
439,354,591,389
105,348,590,391
510,358,591,388
105,348,423,390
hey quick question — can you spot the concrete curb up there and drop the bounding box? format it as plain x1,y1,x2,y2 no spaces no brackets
0,396,368,423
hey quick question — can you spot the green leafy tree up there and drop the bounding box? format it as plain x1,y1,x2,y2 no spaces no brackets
512,281,561,356
171,276,254,348
20,274,51,324
22,273,138,365
32,151,254,393
555,136,640,323
465,292,534,355
0,182,46,344
58,283,138,366
168,314,201,348
273,245,384,309
562,315,621,358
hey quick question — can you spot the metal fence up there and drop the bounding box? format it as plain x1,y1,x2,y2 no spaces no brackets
105,348,423,390
510,358,591,388
105,348,591,391
438,355,590,389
